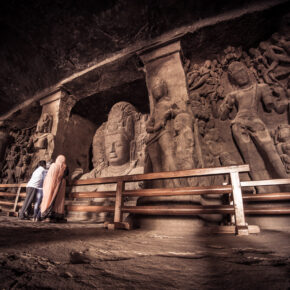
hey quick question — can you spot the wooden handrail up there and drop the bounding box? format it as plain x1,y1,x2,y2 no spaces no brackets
2,164,290,235
244,207,290,214
68,185,233,199
243,192,290,201
66,205,115,212
71,165,250,186
241,178,290,187
66,204,235,214
0,183,26,188
0,200,15,206
0,192,26,197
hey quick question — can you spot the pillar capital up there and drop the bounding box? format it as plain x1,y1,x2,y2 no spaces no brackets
139,40,189,113
39,87,66,106
139,41,181,65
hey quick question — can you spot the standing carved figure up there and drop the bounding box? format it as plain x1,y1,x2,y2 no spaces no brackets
146,78,180,187
174,112,195,171
33,113,54,161
174,112,198,187
219,61,288,182
0,121,9,172
274,124,290,173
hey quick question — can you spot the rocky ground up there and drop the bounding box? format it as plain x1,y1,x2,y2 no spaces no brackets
0,215,289,290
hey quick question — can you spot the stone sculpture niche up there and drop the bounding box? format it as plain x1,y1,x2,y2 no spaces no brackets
71,101,146,221
219,61,288,191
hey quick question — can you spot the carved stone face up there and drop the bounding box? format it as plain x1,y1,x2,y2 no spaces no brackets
105,133,130,166
278,126,290,142
174,117,183,132
174,113,192,132
151,79,167,101
230,66,250,87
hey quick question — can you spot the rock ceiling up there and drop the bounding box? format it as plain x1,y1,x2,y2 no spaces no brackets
0,0,289,117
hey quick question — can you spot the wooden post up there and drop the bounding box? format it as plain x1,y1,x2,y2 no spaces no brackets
106,180,132,230
13,185,22,212
114,180,124,223
230,172,249,235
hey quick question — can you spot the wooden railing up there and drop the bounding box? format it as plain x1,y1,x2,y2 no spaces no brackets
69,165,250,235
1,165,290,235
241,179,290,215
0,183,26,214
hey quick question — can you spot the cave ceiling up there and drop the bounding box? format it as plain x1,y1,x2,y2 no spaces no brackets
0,0,289,117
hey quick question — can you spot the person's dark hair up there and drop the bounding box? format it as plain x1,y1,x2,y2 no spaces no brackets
38,160,46,168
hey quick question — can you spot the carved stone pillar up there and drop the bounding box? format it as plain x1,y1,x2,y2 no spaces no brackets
139,41,189,113
38,88,77,160
139,41,191,185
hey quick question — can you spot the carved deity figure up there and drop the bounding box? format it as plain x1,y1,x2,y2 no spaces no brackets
0,121,10,171
174,112,198,187
219,61,288,182
102,102,144,180
174,112,195,171
72,102,145,222
2,144,19,184
81,102,144,189
146,78,180,187
274,124,290,173
36,113,53,133
259,38,290,84
91,123,106,175
32,113,54,160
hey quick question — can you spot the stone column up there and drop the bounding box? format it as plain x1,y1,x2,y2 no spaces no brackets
139,41,189,113
139,40,191,181
38,88,77,160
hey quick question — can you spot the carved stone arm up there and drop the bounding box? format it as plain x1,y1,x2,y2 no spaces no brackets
260,84,275,113
146,117,157,133
219,93,235,120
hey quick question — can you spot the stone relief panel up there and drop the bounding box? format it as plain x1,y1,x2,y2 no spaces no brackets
0,112,56,185
0,126,35,184
184,30,290,191
0,121,10,173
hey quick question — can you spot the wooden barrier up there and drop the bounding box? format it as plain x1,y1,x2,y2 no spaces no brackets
69,166,290,234
0,183,26,215
240,178,290,216
1,165,289,236
70,165,250,235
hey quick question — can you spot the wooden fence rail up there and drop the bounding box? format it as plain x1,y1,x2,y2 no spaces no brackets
1,165,290,235
0,183,26,214
69,165,250,235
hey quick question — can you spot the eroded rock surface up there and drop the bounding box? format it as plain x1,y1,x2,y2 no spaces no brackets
0,215,289,289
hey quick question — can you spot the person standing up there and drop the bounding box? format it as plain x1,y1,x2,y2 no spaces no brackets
19,160,46,220
40,155,67,222
33,161,52,222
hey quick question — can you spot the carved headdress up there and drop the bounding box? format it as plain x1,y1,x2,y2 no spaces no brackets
105,101,137,141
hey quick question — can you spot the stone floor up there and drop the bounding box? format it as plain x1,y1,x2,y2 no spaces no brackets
0,215,289,289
